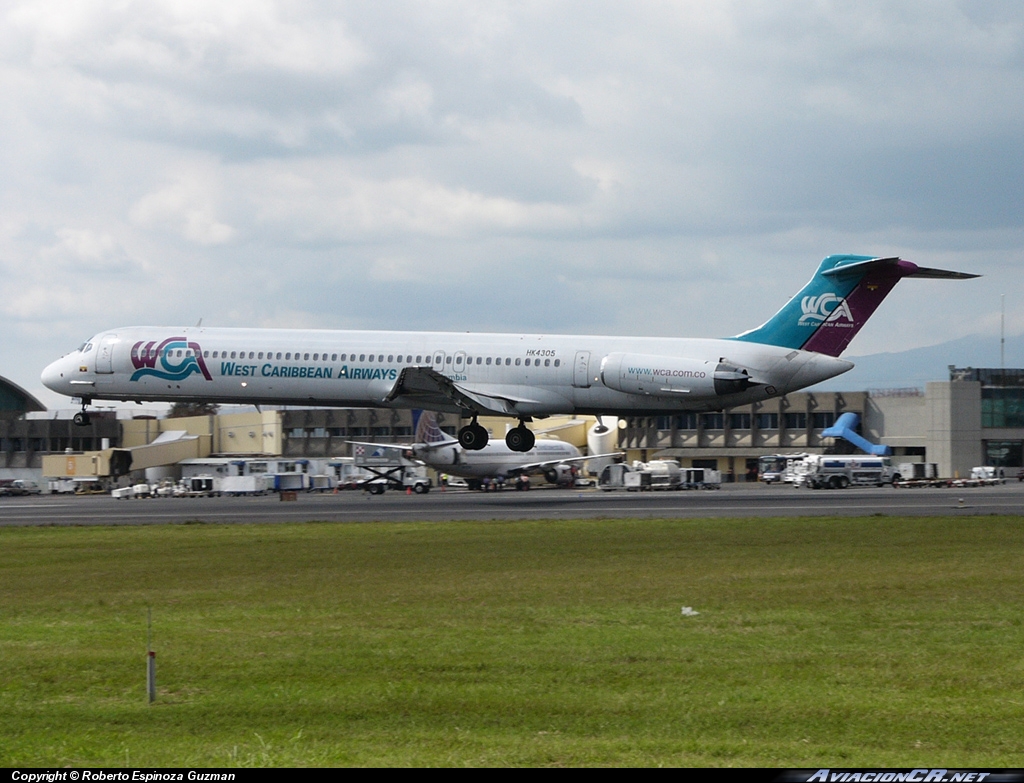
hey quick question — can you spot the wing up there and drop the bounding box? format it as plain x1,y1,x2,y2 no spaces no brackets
512,451,623,473
345,439,454,452
384,366,541,416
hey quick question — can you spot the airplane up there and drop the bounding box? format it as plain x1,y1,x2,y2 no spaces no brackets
41,255,977,452
349,411,623,488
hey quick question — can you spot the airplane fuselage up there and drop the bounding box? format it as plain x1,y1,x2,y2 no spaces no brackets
411,438,582,480
41,326,853,417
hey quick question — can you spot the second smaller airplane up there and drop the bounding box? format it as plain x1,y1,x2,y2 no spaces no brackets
349,412,621,488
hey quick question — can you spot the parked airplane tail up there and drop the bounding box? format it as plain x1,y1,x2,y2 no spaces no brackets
731,255,978,357
412,410,457,444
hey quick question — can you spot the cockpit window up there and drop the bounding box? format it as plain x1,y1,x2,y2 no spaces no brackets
82,343,93,353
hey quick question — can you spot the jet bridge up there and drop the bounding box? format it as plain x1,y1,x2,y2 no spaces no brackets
41,430,210,480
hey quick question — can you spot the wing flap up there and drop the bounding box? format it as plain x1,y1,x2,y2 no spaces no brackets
385,366,540,416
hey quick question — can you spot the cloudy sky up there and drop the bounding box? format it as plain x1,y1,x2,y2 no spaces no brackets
3,0,1022,408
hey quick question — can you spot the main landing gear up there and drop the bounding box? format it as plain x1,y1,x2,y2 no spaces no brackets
505,422,535,453
458,418,489,451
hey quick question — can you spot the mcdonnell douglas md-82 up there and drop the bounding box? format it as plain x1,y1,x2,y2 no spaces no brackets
42,255,976,453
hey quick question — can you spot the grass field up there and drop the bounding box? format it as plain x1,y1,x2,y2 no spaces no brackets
2,515,1023,767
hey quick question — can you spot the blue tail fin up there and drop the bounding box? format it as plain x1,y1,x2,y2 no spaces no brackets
731,255,977,356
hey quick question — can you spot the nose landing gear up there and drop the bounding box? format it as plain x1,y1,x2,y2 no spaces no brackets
73,400,92,427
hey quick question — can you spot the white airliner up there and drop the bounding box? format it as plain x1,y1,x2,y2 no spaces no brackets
41,255,976,452
351,411,622,486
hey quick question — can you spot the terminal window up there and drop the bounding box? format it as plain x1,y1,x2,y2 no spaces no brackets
984,440,1023,467
982,388,1024,428
812,412,836,429
784,412,807,429
676,413,698,430
729,413,751,430
702,413,724,430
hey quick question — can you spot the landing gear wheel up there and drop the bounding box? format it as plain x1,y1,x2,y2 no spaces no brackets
458,423,489,450
505,425,535,453
413,483,429,494
73,411,91,427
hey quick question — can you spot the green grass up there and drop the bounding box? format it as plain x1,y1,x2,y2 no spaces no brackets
2,515,1023,766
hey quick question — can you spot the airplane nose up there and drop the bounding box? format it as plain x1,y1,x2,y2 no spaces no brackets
41,358,67,393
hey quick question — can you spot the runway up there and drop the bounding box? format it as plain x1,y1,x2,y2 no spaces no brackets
2,482,1022,526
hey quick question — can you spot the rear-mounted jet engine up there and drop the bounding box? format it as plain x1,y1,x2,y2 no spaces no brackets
599,353,758,398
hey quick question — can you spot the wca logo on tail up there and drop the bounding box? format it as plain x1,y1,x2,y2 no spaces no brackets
130,337,213,382
799,293,853,327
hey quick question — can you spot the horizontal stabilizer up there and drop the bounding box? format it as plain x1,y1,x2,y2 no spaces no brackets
906,266,980,280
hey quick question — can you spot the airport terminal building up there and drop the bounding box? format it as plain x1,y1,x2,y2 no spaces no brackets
618,367,1024,480
6,367,1023,485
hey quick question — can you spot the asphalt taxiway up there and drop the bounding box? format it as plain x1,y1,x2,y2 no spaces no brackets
1,482,1022,526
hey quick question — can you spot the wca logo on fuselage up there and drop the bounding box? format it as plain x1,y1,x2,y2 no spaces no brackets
130,337,213,382
799,293,854,327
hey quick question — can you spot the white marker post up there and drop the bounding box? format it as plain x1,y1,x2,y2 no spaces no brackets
147,608,156,704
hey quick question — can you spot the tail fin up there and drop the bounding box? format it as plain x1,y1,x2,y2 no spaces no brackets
412,409,457,444
731,255,978,357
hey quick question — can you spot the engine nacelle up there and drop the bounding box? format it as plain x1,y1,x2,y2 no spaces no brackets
600,353,758,398
543,464,577,485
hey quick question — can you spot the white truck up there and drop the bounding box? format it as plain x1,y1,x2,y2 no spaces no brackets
624,460,681,491
364,465,433,495
800,455,897,489
679,467,722,489
217,475,271,496
896,462,939,481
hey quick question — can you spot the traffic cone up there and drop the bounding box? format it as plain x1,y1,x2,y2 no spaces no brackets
406,486,412,495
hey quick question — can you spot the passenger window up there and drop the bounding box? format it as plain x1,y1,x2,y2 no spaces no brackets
524,358,530,366
554,359,560,367
515,358,521,366
230,351,236,359
331,354,337,361
545,359,550,367
387,355,393,362
286,353,291,360
368,354,374,362
204,351,209,358
249,352,255,360
476,357,482,365
313,353,319,361
378,355,384,362
505,358,511,366
486,357,492,365
446,356,452,364
360,354,365,361
304,353,310,361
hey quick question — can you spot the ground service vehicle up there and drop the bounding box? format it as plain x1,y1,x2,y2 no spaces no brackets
801,455,896,489
758,454,812,484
